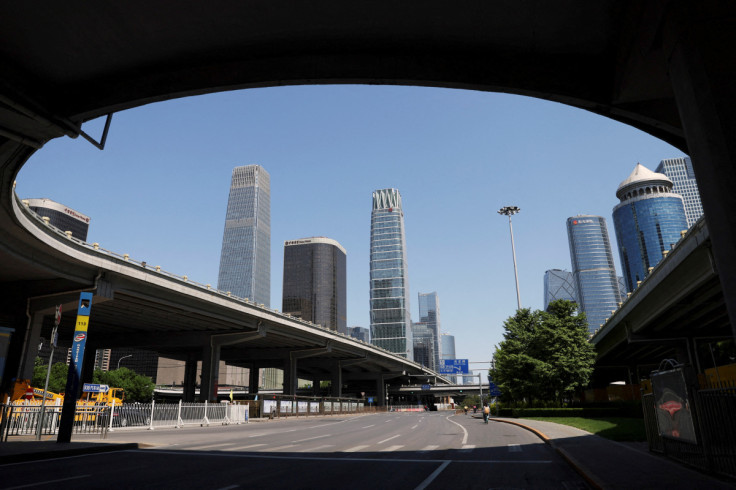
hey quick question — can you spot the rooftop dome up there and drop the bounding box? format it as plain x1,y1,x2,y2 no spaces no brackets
616,163,673,199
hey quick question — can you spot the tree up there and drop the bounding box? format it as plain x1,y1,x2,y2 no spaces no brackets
490,300,595,405
31,359,69,394
93,367,155,402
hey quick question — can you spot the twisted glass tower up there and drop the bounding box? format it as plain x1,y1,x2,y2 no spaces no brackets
567,216,622,333
613,163,688,293
370,188,412,360
217,165,271,306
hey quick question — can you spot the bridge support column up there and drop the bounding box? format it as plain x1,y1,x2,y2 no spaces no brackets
283,355,297,396
312,377,321,396
17,311,44,381
665,3,736,341
330,361,342,397
183,354,197,402
199,342,220,402
375,375,386,407
249,365,260,395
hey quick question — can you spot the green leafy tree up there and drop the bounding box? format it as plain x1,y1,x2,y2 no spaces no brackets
490,300,595,406
93,367,154,402
31,359,69,394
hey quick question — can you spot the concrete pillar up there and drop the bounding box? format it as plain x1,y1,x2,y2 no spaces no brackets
249,365,260,395
283,355,297,395
375,375,386,407
182,354,197,402
17,311,44,380
330,361,342,397
199,342,220,402
664,2,736,341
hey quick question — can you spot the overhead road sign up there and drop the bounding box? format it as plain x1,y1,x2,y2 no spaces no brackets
440,359,469,374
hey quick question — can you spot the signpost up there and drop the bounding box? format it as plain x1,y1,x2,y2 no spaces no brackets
439,359,469,375
58,292,93,443
36,304,61,440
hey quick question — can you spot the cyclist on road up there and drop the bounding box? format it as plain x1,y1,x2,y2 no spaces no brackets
483,403,490,424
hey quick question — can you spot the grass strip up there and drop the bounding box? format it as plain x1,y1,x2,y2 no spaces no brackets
524,416,647,441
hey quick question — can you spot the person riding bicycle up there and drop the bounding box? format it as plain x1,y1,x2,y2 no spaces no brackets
463,405,468,415
483,403,490,424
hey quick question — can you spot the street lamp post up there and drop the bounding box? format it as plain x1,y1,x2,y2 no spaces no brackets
498,206,522,310
117,354,133,370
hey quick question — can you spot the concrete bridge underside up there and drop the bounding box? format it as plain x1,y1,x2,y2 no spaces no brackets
1,2,736,396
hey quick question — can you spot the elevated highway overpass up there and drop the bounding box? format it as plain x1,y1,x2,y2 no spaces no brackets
1,2,735,401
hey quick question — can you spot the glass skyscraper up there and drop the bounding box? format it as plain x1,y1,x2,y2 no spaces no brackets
566,215,622,333
612,163,688,293
411,321,435,369
217,165,271,306
655,157,704,228
418,291,441,371
282,237,347,334
440,333,457,383
369,188,412,360
543,269,577,311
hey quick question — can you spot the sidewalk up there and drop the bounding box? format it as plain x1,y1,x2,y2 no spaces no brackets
489,417,735,490
0,435,139,464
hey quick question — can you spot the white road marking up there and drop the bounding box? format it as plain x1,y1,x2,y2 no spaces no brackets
264,444,296,452
460,444,475,452
188,442,237,450
446,414,469,445
5,475,90,489
216,486,239,490
298,444,334,452
377,434,401,444
293,434,331,443
248,433,267,438
411,424,418,429
227,444,266,450
419,445,439,452
343,445,370,452
384,420,392,423
508,444,522,452
414,461,451,490
361,424,375,428
380,445,404,452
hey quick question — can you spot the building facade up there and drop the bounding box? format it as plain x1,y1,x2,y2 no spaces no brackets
655,157,704,228
348,326,370,343
418,292,441,371
440,333,457,383
217,165,271,306
282,237,347,334
369,188,413,360
566,215,622,333
411,322,435,369
613,163,688,293
26,198,90,240
543,269,577,311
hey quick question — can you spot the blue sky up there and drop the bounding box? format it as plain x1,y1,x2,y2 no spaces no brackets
15,85,685,375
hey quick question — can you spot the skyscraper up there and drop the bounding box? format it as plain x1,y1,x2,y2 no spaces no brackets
282,237,347,334
348,326,370,343
655,157,704,228
369,188,412,360
411,321,435,369
25,198,90,240
217,165,271,306
440,333,457,383
418,291,442,371
543,269,577,311
612,163,688,293
567,216,622,333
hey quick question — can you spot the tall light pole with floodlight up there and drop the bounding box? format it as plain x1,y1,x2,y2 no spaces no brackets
498,206,522,310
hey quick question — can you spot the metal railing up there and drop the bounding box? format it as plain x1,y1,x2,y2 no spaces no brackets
1,403,110,440
642,380,736,478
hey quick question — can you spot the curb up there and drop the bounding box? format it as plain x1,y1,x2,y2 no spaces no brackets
489,418,604,490
0,442,140,465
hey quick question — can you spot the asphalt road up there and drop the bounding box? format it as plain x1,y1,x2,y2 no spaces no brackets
0,412,589,489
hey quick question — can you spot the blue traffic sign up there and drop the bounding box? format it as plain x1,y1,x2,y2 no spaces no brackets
440,359,469,374
421,384,431,390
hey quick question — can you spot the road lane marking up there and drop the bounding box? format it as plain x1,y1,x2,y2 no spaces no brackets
419,445,439,452
247,433,268,438
298,444,334,452
217,486,239,490
384,420,392,423
5,475,90,489
411,424,418,429
508,444,522,452
446,414,469,445
460,444,475,452
293,434,332,443
343,445,370,452
414,461,450,490
188,442,237,450
264,444,296,452
377,434,401,444
361,424,375,428
227,443,266,450
380,445,404,452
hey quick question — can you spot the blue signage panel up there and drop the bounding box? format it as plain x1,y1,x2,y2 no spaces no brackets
440,359,469,374
487,375,502,397
83,383,109,393
367,397,374,404
421,384,431,390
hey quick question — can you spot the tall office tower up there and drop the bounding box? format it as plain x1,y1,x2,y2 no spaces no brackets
369,188,413,360
440,333,457,383
543,269,577,311
348,326,370,343
25,198,90,240
618,276,628,298
282,237,347,334
567,216,622,333
613,163,689,293
412,322,436,370
656,157,704,228
418,292,442,372
217,165,271,306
